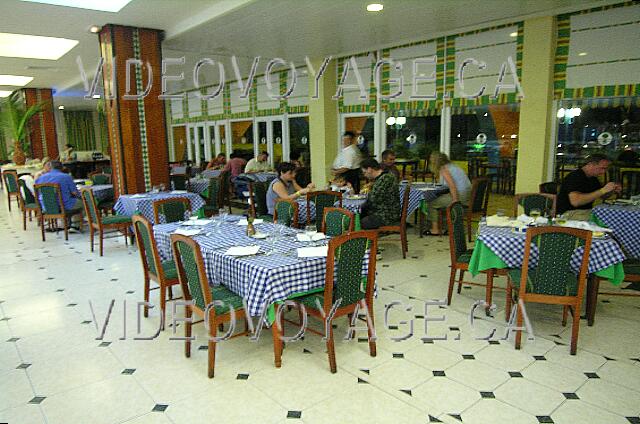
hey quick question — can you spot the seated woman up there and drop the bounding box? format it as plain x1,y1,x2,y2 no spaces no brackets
207,153,226,170
425,152,471,235
329,174,354,195
266,162,315,216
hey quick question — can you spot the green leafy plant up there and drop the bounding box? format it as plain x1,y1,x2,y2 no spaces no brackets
0,91,46,162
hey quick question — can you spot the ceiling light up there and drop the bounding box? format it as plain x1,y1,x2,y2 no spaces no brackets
89,25,101,34
366,3,384,12
0,33,78,60
557,108,565,118
0,75,33,86
509,32,518,37
92,94,101,99
20,0,132,12
510,134,517,139
58,105,65,110
0,90,13,98
385,116,396,126
396,116,406,125
578,52,587,56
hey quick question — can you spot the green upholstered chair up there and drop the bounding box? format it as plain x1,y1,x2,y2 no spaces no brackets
305,190,342,225
446,201,499,312
378,184,410,259
249,181,272,221
514,193,557,217
170,173,189,191
505,226,592,355
539,181,560,195
464,177,491,242
2,170,20,211
281,231,378,373
170,233,250,378
152,197,191,224
202,177,223,216
321,207,354,237
34,183,83,241
219,169,232,213
89,172,111,185
274,199,298,228
81,188,131,256
132,215,180,329
17,179,39,230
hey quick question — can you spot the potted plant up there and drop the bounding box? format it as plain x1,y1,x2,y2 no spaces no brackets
0,91,45,165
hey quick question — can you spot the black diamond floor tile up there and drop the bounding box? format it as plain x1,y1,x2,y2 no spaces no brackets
432,370,446,377
121,368,136,375
533,355,547,361
563,392,579,400
584,372,599,379
392,353,404,359
287,410,302,419
626,417,640,424
29,396,46,404
428,415,442,423
7,337,20,342
236,373,249,380
536,416,554,423
462,354,475,360
16,363,31,369
152,404,168,412
480,391,495,398
509,371,523,378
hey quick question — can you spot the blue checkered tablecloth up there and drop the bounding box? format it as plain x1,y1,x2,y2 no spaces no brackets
295,199,315,225
592,204,640,259
337,186,424,216
153,217,371,316
236,172,277,183
201,169,222,178
478,225,626,275
410,183,449,203
86,184,113,202
189,178,210,195
114,192,206,224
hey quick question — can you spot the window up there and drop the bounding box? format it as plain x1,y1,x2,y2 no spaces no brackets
289,116,310,166
385,115,440,161
344,115,375,158
229,120,254,159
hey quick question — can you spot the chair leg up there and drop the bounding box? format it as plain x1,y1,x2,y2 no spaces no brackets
485,270,494,316
272,318,282,368
7,194,11,212
160,282,167,331
184,307,192,358
99,229,104,256
124,227,129,246
208,318,217,378
515,303,523,350
40,215,46,241
89,227,94,252
467,213,472,242
326,323,337,373
447,267,457,305
143,276,150,318
22,211,27,231
570,302,581,355
63,218,69,241
505,284,512,322
401,229,407,259
366,300,376,357
457,269,465,294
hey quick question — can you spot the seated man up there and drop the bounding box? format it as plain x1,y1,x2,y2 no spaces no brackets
245,151,272,173
206,153,226,170
557,153,621,220
380,149,400,180
35,160,83,223
223,151,247,178
359,158,400,229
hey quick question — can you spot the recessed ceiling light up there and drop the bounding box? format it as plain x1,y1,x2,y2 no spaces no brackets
0,75,33,86
89,25,101,34
92,94,101,99
20,0,132,13
0,33,78,60
578,52,587,56
0,90,13,98
509,32,518,37
366,3,383,12
58,105,65,110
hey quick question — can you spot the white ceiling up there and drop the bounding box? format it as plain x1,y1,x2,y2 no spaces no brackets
0,0,618,109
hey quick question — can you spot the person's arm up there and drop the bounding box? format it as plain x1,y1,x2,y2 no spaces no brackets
273,180,310,200
440,167,459,202
245,160,256,173
568,182,619,208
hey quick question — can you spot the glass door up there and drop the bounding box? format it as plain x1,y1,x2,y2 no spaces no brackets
255,117,284,167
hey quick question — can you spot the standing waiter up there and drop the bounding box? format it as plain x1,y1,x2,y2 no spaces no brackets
332,131,363,193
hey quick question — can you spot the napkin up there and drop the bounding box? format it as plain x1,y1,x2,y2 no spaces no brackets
226,245,260,256
297,246,328,258
485,215,512,227
130,193,147,198
173,228,201,236
559,220,612,233
171,190,188,194
236,219,264,226
181,219,211,226
296,233,326,242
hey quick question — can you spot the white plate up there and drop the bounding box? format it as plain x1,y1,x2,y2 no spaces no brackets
251,233,268,239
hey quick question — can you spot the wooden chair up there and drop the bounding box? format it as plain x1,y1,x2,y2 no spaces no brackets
152,197,191,224
539,181,560,195
248,181,272,221
170,233,251,378
415,159,434,182
321,207,355,237
17,179,39,230
377,184,410,259
513,193,557,218
34,183,84,241
505,226,592,355
282,231,378,373
132,215,180,329
170,173,189,191
306,190,342,225
2,170,20,211
219,169,233,213
202,177,223,216
81,188,131,256
621,170,640,198
274,199,298,228
446,202,499,313
88,171,111,185
465,177,491,242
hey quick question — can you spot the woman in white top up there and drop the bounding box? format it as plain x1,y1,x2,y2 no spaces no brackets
425,152,471,235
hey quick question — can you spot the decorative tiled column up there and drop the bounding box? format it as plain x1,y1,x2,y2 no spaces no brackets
98,25,169,196
23,88,58,160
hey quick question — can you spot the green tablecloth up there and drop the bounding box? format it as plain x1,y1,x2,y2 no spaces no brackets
468,239,625,285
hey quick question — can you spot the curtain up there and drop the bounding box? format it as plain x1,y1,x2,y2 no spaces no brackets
64,111,95,151
0,130,7,160
97,112,109,154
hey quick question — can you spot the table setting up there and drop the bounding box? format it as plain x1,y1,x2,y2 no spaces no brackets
114,190,206,224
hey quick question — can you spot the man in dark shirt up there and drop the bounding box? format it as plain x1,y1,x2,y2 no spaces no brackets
360,158,400,229
380,149,400,180
557,153,621,219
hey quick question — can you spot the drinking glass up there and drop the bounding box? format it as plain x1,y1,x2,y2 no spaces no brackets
530,208,541,220
556,213,567,226
218,208,228,223
496,209,506,217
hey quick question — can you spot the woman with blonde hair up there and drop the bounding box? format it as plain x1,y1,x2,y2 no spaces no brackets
424,152,471,235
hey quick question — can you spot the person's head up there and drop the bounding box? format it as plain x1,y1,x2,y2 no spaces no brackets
230,151,239,159
42,161,52,172
332,175,347,187
258,151,269,162
65,144,73,150
276,162,297,182
381,149,396,166
361,158,382,180
342,131,356,147
582,153,611,177
429,152,451,173
49,160,63,171
216,153,225,159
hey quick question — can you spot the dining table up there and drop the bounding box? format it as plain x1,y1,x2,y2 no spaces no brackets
591,204,640,258
83,184,114,202
113,191,206,224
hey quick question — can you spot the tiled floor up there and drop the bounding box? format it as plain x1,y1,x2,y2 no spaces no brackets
1,196,640,424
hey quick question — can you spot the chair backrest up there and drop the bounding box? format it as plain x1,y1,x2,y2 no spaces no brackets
3,170,19,193
306,190,342,224
322,207,354,237
514,193,557,217
132,214,165,279
219,170,231,204
205,177,222,209
468,177,490,213
539,181,560,195
249,181,269,217
171,233,212,311
90,173,111,185
152,197,191,224
446,202,468,265
621,171,640,198
81,188,101,227
399,184,410,226
274,199,298,227
520,226,592,297
34,183,64,215
17,179,36,205
321,230,378,312
170,174,188,191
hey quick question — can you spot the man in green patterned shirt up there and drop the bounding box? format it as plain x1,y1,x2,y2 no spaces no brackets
360,158,401,229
